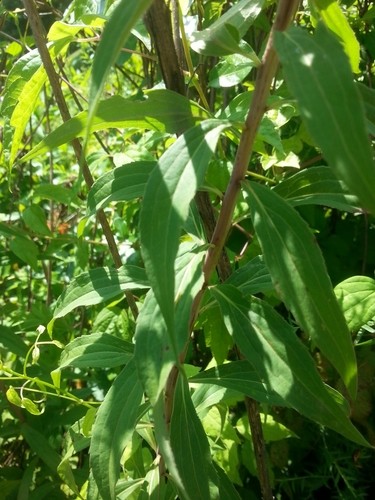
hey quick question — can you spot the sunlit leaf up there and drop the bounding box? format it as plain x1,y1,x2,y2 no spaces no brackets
245,181,357,398
335,276,375,331
275,24,375,215
225,255,273,296
211,285,368,446
90,359,143,500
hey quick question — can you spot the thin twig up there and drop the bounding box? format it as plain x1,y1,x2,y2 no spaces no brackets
22,0,138,319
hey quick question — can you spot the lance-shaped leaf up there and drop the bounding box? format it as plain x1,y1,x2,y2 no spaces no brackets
87,0,154,131
90,358,143,500
274,24,375,215
191,0,264,57
245,181,357,398
22,91,207,162
273,166,361,213
212,286,368,447
170,373,218,499
190,360,285,406
87,161,155,215
246,181,357,396
225,255,273,296
335,276,375,332
49,266,148,332
140,120,228,334
59,333,134,370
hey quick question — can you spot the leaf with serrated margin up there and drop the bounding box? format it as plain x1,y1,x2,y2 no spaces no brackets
87,161,155,215
23,90,207,162
90,358,143,500
275,24,375,215
140,120,229,335
211,285,368,447
245,181,357,399
335,276,375,332
87,0,154,136
59,333,134,370
273,166,361,212
49,266,148,331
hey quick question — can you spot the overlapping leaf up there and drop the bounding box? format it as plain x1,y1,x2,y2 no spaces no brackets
212,286,368,446
275,24,375,215
139,120,228,333
90,359,143,500
245,181,357,398
335,276,375,331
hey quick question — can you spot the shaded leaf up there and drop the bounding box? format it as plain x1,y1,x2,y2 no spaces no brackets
335,276,375,331
22,205,51,236
140,120,228,334
90,358,143,500
225,255,273,296
21,424,60,473
59,333,134,370
87,161,155,215
10,237,39,271
245,181,357,398
275,24,375,214
211,285,368,446
273,166,361,212
190,360,285,406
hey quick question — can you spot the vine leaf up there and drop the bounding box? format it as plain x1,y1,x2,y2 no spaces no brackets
275,24,375,215
245,181,357,398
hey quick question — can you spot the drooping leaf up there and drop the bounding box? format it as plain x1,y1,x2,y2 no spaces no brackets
59,333,134,370
10,237,39,271
274,24,375,215
50,266,148,329
245,181,357,398
273,166,361,212
189,360,285,406
335,276,375,332
87,161,156,215
169,372,218,498
23,90,207,162
191,0,264,57
87,0,157,134
140,120,228,334
22,205,51,236
21,424,61,473
225,255,273,296
211,285,368,447
134,290,176,405
90,358,143,500
312,0,360,73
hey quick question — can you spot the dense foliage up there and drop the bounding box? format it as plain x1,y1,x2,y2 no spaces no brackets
1,0,375,498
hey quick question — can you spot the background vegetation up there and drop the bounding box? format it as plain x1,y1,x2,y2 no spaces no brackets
1,0,375,498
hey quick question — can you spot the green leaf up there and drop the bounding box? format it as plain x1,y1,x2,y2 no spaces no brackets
90,358,143,500
313,0,360,73
191,0,264,57
274,24,375,215
87,0,155,134
357,82,375,136
10,237,39,271
170,373,217,499
0,326,28,358
209,53,255,88
6,386,23,407
134,290,175,405
335,276,375,332
190,360,285,406
22,90,207,162
225,255,273,296
22,205,51,236
87,161,155,215
245,181,357,398
59,333,134,370
34,184,81,205
273,166,361,212
140,120,228,333
211,285,368,447
50,266,148,327
21,423,61,473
